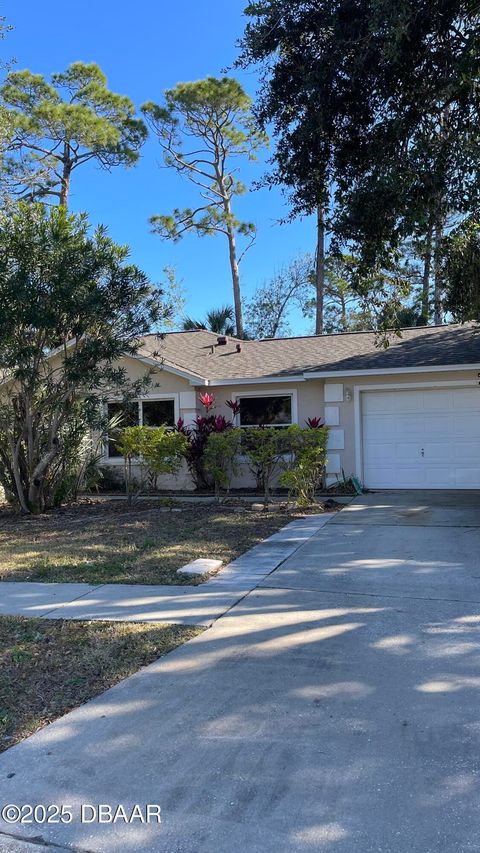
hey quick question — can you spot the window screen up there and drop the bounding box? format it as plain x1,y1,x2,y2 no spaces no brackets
238,395,292,427
107,402,139,457
142,399,175,427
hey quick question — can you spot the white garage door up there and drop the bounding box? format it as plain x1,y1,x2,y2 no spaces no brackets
361,386,480,489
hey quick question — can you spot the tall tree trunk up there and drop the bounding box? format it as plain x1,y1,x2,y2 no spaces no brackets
9,437,29,514
432,106,449,326
315,203,325,335
340,290,347,331
433,210,445,325
420,219,433,323
226,225,244,339
59,146,71,207
216,169,245,338
27,440,60,513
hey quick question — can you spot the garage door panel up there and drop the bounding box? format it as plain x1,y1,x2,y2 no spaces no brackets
457,467,480,486
454,442,480,460
394,466,426,487
453,413,480,438
423,442,452,461
396,443,426,462
362,417,399,441
362,394,397,415
454,388,480,410
363,466,425,488
363,442,396,463
364,465,425,488
422,390,454,412
361,387,480,489
425,467,456,486
363,416,425,439
396,416,427,438
423,415,454,438
392,391,429,413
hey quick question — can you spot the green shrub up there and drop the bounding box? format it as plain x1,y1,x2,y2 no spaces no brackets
279,425,329,507
117,426,146,504
117,426,187,503
203,429,242,499
48,402,110,506
241,427,290,506
141,427,188,490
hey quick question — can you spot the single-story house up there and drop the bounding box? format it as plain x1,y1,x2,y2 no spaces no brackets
103,322,480,490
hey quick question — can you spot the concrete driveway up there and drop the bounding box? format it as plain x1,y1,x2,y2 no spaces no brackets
1,491,480,852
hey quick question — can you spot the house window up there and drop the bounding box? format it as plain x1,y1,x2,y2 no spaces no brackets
141,399,175,428
106,398,176,457
238,394,293,427
106,401,139,458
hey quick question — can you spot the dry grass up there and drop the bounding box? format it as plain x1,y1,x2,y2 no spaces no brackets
0,501,307,585
0,615,201,751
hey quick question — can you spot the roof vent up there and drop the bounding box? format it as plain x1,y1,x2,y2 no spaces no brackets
236,343,242,353
216,335,227,346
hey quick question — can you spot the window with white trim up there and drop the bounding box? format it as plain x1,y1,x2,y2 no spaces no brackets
141,399,175,428
106,398,176,458
237,394,293,427
106,401,138,458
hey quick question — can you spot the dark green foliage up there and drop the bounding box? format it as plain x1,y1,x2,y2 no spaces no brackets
203,429,242,499
241,427,290,504
182,306,235,336
178,412,234,491
143,77,267,338
1,62,147,205
280,425,329,506
0,202,164,513
444,219,480,321
117,426,188,503
238,1,480,327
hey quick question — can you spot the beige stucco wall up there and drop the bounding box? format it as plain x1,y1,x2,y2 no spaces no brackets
206,379,324,425
99,356,480,492
324,368,480,486
100,364,327,492
197,379,325,489
100,358,197,491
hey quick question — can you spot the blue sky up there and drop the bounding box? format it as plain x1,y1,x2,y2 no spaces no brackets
5,0,316,332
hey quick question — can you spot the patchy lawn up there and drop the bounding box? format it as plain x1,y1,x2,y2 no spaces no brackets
0,501,311,585
0,615,201,751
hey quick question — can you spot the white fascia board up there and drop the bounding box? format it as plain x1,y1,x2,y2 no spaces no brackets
204,374,305,387
306,363,480,379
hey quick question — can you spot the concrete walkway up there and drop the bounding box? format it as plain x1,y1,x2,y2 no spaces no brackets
0,514,336,626
1,491,480,852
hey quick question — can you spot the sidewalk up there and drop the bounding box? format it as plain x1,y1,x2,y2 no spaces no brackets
2,493,479,852
0,514,336,626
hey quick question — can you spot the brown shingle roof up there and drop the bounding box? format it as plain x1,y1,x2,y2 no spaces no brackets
138,323,480,382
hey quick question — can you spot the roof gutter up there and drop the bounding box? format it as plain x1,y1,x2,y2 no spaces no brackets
200,374,306,387
192,363,480,385
306,363,480,379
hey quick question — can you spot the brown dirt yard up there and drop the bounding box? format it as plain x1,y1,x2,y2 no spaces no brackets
0,500,321,585
0,616,201,751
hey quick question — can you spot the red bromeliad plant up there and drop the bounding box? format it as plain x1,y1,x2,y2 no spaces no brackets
177,393,327,491
198,392,214,412
176,393,233,489
305,416,324,429
226,399,241,417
